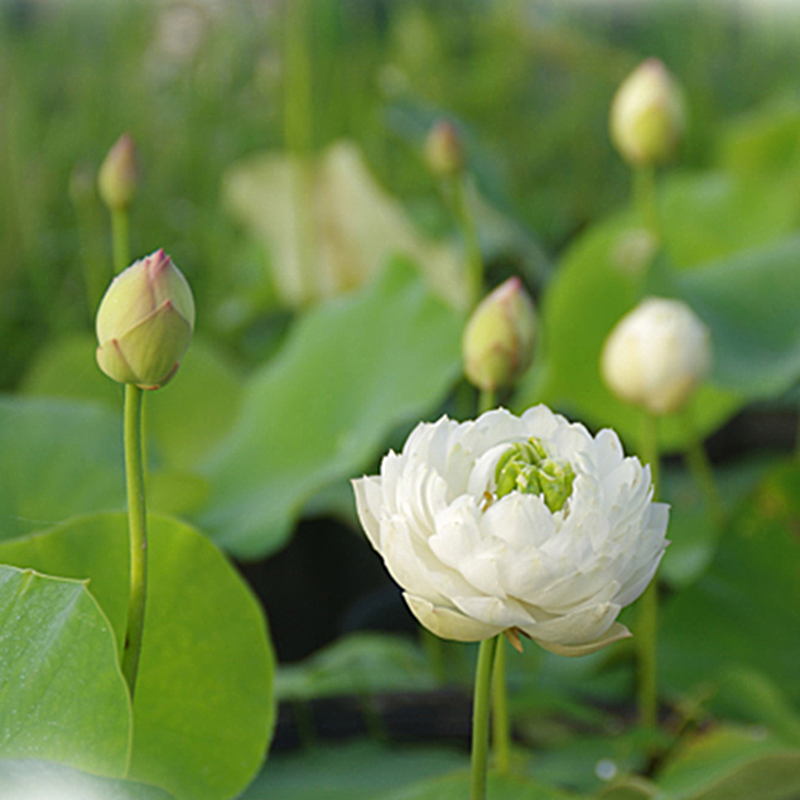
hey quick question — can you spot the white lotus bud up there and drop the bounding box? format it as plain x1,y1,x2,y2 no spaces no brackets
610,59,686,167
353,406,669,656
601,297,711,416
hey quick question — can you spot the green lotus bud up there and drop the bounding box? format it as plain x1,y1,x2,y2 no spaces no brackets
98,134,139,212
424,119,463,178
610,59,686,167
462,277,537,392
95,249,195,390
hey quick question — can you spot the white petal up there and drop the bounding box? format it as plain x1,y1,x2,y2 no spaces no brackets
428,496,507,597
481,491,556,549
534,622,631,657
451,593,533,629
404,593,504,642
352,475,383,549
520,600,621,647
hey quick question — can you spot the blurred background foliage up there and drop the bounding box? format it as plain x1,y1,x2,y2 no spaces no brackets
6,0,800,798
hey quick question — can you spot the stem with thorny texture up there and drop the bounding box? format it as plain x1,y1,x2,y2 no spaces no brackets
470,635,499,800
121,383,148,699
637,412,660,729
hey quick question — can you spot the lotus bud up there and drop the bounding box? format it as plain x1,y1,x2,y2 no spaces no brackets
98,134,139,212
463,277,537,392
601,297,711,416
95,249,195,390
424,119,463,178
610,59,686,167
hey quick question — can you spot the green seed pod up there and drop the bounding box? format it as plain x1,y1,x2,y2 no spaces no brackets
462,277,537,392
98,134,139,212
610,59,686,167
95,249,195,390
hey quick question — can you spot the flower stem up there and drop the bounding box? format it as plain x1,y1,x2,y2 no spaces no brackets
284,0,315,303
637,412,660,729
682,411,726,529
634,165,659,240
470,635,499,800
450,173,483,309
491,636,511,776
111,207,130,274
478,388,496,415
121,383,148,699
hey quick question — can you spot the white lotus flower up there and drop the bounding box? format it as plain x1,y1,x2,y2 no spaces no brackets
352,406,669,656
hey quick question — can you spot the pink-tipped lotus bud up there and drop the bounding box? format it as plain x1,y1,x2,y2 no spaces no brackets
610,59,686,167
425,119,463,178
98,134,139,212
462,277,537,392
601,297,711,416
95,250,195,390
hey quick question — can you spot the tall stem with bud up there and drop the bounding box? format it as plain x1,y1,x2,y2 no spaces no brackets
121,383,148,697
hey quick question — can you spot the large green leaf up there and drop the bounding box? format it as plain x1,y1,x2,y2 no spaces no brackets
513,214,741,454
200,258,463,558
0,513,275,800
0,566,131,776
658,455,773,589
275,632,437,702
20,334,244,471
0,396,124,541
674,234,800,398
656,726,800,800
0,760,174,799
660,462,800,706
718,97,800,180
375,770,575,800
241,741,468,800
659,171,798,270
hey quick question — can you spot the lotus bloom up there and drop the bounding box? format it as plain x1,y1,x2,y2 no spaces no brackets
601,297,711,416
95,249,195,390
353,407,669,656
610,58,686,167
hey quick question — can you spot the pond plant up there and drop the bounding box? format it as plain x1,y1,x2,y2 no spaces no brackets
5,3,800,800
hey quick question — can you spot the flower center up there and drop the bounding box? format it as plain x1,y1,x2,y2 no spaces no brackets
494,437,576,513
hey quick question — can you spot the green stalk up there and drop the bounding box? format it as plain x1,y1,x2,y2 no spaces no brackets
491,637,511,775
634,165,659,240
478,388,496,415
284,0,315,304
637,412,660,729
121,383,148,699
450,174,483,309
111,207,130,274
470,636,499,800
682,411,726,529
